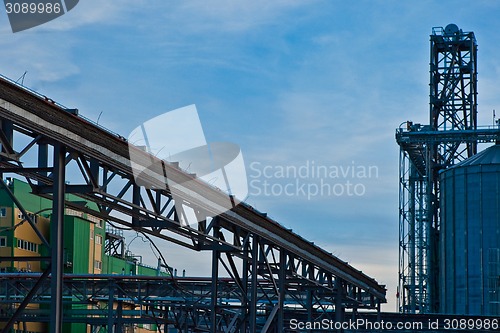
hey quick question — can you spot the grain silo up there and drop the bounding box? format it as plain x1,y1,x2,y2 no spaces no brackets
439,144,500,315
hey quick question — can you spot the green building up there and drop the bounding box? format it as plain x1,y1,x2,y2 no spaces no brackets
0,178,169,333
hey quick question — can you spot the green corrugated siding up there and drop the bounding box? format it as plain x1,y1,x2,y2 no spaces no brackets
102,256,168,277
137,264,160,276
11,178,52,212
103,255,136,274
64,216,91,274
63,323,87,333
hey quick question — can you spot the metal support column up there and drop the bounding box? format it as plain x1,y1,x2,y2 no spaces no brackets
108,280,115,333
0,119,13,158
132,183,141,227
277,250,286,332
38,142,48,182
116,296,123,333
425,143,434,311
50,144,66,333
335,278,345,333
306,264,313,333
249,235,259,333
408,162,417,313
241,243,250,333
211,237,220,333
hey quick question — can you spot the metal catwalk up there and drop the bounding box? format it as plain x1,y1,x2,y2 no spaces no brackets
0,74,386,333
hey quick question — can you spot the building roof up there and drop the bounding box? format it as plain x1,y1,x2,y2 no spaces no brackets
452,144,500,168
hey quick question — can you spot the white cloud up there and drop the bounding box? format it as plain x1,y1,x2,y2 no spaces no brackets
0,1,499,316
0,35,79,84
0,0,154,85
26,0,142,32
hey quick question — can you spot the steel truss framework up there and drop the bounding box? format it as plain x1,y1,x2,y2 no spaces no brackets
2,275,499,333
397,25,500,314
0,74,386,333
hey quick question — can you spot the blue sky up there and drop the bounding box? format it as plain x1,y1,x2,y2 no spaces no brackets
1,0,500,311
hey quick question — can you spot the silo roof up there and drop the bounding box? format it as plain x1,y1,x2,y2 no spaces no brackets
452,144,500,168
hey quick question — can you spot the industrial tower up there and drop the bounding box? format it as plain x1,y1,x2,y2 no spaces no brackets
397,24,500,313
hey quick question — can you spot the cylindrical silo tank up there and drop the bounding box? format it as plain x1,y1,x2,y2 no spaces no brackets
439,144,500,315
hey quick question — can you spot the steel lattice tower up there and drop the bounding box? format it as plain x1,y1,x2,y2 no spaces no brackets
397,24,479,313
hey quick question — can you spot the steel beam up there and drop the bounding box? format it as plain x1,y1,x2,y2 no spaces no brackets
0,267,51,333
249,236,258,332
0,75,385,300
210,227,220,333
50,144,66,333
0,73,387,332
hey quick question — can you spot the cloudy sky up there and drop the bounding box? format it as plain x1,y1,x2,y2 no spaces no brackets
2,0,500,311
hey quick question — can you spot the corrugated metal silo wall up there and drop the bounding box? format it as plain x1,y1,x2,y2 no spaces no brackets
440,163,500,315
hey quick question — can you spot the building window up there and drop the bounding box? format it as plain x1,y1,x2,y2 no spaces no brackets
87,214,100,223
17,239,38,253
0,208,6,217
0,236,6,247
65,208,83,218
96,219,104,228
16,211,38,223
95,234,102,245
28,212,37,223
94,260,102,270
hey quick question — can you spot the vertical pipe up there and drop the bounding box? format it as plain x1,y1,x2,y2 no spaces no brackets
307,264,313,331
1,120,13,157
335,279,345,333
249,235,259,332
241,242,249,332
306,290,312,333
108,281,115,333
89,158,100,184
427,32,438,315
116,298,123,333
38,142,48,183
277,250,286,332
408,162,416,313
425,143,434,313
398,149,406,313
210,241,219,333
132,184,141,227
50,144,65,333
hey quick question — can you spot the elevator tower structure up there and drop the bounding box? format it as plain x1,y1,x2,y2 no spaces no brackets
396,24,500,313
